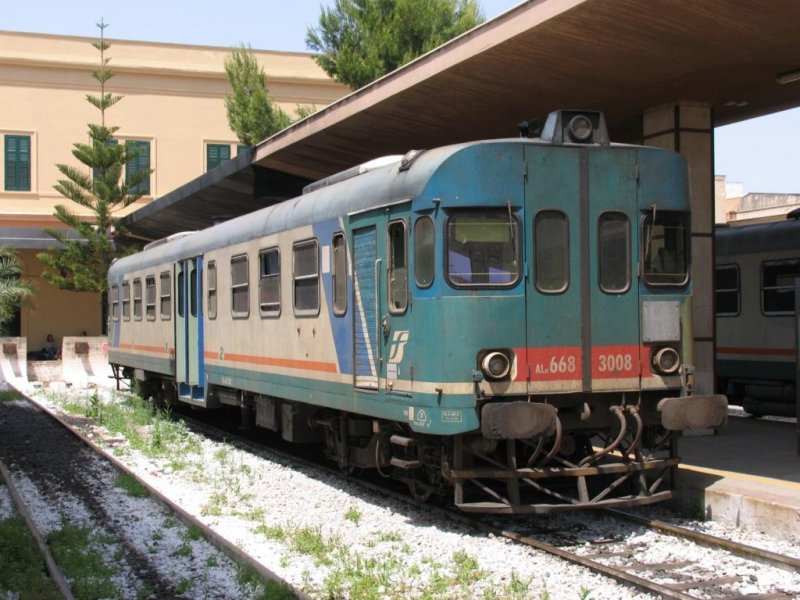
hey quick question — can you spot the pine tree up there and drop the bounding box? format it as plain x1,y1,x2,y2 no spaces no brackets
224,45,293,146
37,21,150,329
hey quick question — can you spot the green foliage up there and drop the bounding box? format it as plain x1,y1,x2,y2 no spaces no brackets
38,21,146,298
0,247,34,334
0,516,61,599
306,0,484,89
224,45,293,146
48,522,118,600
114,472,149,498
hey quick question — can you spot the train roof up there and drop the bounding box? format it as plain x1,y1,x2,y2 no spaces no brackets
109,134,677,276
715,216,800,257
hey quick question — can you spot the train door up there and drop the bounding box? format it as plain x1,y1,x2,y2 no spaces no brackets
350,202,413,393
524,146,640,393
175,257,205,401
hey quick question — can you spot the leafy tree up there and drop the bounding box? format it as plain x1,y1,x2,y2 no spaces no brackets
0,247,34,335
306,0,484,89
224,45,293,146
37,21,149,329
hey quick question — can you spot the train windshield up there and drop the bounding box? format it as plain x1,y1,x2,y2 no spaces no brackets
642,209,689,286
446,210,520,287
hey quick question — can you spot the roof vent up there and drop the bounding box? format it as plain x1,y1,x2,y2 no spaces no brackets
540,110,610,145
303,155,403,194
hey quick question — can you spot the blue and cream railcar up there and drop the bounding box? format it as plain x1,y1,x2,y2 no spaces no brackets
109,110,726,513
715,214,800,417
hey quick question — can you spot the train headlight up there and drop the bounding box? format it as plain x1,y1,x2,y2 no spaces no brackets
567,115,594,142
481,351,511,381
652,346,681,375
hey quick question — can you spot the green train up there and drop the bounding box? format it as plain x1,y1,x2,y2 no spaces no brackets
108,110,727,513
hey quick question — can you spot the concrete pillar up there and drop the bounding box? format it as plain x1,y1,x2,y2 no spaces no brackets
642,103,715,395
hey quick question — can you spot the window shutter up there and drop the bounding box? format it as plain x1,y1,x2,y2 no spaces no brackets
5,135,31,192
126,140,151,195
207,144,231,171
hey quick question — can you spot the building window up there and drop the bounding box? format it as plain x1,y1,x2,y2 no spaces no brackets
259,248,281,317
160,272,171,320
133,278,143,320
207,144,231,171
207,261,217,320
388,221,408,313
145,276,156,320
535,210,569,293
332,234,347,315
4,135,31,191
598,212,630,293
110,284,119,321
125,140,151,195
293,240,319,315
231,254,249,318
715,264,740,316
761,259,800,315
414,216,435,288
122,281,131,321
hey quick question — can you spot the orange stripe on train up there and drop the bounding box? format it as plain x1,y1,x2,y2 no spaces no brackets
205,351,338,373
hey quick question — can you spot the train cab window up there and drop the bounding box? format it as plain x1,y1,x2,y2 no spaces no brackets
332,235,347,315
534,210,568,293
388,221,408,312
110,284,119,320
598,212,630,293
122,281,131,321
761,259,800,315
414,216,435,288
642,210,689,286
231,254,250,318
259,248,280,317
715,264,740,316
447,210,520,288
133,278,143,320
145,276,156,321
160,272,171,320
294,240,319,315
207,262,217,320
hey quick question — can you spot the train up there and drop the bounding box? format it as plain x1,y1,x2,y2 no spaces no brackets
108,109,727,514
715,213,800,418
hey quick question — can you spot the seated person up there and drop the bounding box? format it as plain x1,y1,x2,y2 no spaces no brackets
43,334,58,360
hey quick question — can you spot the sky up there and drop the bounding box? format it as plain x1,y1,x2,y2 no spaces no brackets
4,0,799,194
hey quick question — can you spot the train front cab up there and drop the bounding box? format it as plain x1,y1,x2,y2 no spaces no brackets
443,111,727,513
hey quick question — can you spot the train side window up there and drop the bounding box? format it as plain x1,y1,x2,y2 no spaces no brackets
177,271,185,318
259,248,280,317
535,210,569,293
715,264,740,316
447,210,520,288
294,240,319,316
160,272,171,320
190,265,199,318
133,278,143,320
207,261,217,320
598,212,630,293
122,281,131,320
641,210,689,286
110,284,119,321
388,220,408,313
145,276,156,321
414,216,435,288
332,235,347,315
761,259,800,315
231,254,250,318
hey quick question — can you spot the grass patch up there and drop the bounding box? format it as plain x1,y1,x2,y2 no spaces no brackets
255,523,287,542
290,526,337,565
0,389,23,402
0,515,61,599
113,472,148,498
48,522,118,600
344,507,361,525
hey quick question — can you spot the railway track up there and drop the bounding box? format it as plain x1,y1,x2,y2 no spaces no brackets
13,386,800,599
173,404,800,600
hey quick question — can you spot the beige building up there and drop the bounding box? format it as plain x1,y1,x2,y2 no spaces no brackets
0,30,347,351
715,175,800,225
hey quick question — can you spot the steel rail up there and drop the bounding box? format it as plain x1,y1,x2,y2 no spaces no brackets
17,390,311,600
0,458,75,600
605,507,800,573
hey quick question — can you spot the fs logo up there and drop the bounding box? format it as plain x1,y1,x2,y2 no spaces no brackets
388,331,409,364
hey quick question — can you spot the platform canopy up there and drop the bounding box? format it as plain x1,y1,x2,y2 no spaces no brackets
123,0,800,240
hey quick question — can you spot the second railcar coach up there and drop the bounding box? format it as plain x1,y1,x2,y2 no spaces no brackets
109,110,726,514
